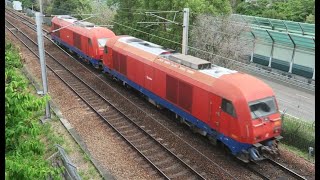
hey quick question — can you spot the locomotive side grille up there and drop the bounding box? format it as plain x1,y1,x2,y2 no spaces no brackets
166,75,178,104
119,53,127,75
178,81,193,112
113,51,120,71
73,33,81,50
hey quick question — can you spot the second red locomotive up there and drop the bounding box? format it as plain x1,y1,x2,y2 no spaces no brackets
51,15,116,68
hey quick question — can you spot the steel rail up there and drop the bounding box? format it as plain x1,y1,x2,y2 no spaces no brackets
265,157,307,180
243,158,307,180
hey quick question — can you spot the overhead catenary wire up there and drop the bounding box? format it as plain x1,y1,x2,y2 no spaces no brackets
104,19,259,64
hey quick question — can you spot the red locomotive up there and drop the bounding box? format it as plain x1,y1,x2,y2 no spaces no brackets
50,16,283,162
51,15,116,68
102,36,283,162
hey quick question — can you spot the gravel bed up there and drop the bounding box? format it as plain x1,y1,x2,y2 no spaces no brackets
274,147,315,179
6,21,158,180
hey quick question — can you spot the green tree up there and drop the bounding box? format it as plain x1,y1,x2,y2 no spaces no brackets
305,14,315,23
46,0,92,16
236,0,315,23
108,0,232,50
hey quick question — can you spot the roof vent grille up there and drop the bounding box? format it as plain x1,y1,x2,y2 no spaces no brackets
75,21,95,27
167,54,212,70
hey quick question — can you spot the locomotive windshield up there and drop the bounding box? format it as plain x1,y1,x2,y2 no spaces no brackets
98,38,108,48
249,97,277,119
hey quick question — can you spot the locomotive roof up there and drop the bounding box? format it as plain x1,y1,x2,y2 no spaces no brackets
111,36,274,103
52,16,116,39
156,56,273,103
55,16,97,29
118,36,173,55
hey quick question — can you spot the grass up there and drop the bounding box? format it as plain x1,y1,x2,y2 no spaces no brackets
281,115,315,154
279,143,315,163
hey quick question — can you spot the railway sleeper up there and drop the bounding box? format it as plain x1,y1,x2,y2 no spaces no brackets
153,157,172,166
162,163,183,173
128,136,149,143
147,151,167,160
112,121,126,126
134,140,155,149
168,169,191,179
117,126,134,132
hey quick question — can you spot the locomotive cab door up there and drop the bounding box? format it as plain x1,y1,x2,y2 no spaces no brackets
144,64,154,91
215,98,235,136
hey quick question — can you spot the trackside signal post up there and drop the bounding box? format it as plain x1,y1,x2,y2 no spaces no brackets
182,8,189,55
35,12,51,120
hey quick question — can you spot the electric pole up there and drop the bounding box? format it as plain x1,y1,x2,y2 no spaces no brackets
182,8,189,55
35,12,51,120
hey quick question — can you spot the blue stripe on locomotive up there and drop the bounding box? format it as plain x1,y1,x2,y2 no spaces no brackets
52,35,101,68
103,66,253,155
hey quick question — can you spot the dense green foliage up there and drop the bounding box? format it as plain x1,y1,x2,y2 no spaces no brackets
108,0,232,50
5,43,59,179
236,0,315,23
45,0,92,15
281,115,314,153
19,0,36,9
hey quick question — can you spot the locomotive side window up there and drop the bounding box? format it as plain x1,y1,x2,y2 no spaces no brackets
104,46,108,54
98,38,108,48
221,99,236,117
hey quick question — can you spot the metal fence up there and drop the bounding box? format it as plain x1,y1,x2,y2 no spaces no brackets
248,28,315,80
229,14,316,80
49,145,82,180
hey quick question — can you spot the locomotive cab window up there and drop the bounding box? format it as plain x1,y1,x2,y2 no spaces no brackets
249,97,277,120
98,38,108,48
221,99,236,117
104,46,108,54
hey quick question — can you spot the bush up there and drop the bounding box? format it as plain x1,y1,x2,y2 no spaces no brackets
5,43,59,179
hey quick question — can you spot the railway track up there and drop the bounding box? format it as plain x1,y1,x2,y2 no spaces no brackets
5,9,310,180
245,157,307,180
5,19,207,180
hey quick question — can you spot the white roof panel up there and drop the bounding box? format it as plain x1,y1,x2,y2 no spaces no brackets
118,36,171,55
